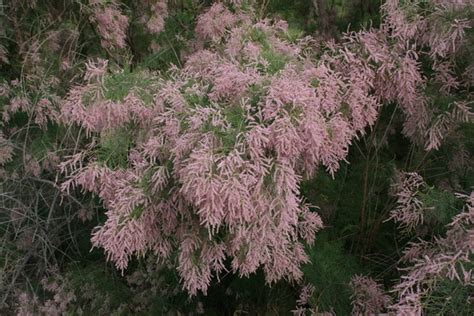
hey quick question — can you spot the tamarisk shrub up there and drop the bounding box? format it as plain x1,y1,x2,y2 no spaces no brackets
0,0,471,312
3,0,471,304
59,2,384,295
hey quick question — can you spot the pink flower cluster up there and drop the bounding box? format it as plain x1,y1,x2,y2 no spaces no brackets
61,61,157,135
141,0,168,35
89,0,129,50
195,2,244,42
16,274,76,316
390,191,474,314
0,132,13,165
292,283,317,315
353,0,473,149
388,171,432,233
350,275,391,315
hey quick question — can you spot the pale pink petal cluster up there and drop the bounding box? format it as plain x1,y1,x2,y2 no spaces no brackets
350,275,391,315
390,192,474,314
352,0,473,148
0,132,14,165
89,0,129,49
195,3,243,42
136,0,168,35
388,171,431,232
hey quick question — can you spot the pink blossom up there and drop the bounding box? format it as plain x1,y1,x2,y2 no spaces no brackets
195,3,240,42
350,275,391,315
89,0,129,49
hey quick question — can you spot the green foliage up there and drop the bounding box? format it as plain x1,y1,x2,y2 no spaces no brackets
420,188,459,228
103,69,155,104
302,234,366,314
201,269,296,315
261,49,289,74
264,0,315,31
424,278,474,315
264,0,381,34
134,3,197,70
223,104,246,130
66,264,132,314
246,26,291,74
96,127,133,168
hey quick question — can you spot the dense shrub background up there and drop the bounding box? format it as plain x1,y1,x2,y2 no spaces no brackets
0,0,472,314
